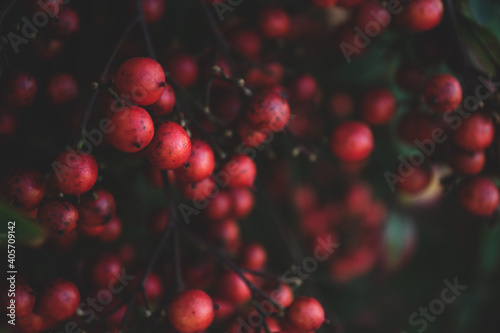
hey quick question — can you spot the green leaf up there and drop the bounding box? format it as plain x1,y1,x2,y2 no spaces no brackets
478,224,500,274
469,0,495,25
0,203,46,246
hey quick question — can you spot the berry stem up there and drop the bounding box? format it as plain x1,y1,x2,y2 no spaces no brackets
137,0,156,59
78,17,140,147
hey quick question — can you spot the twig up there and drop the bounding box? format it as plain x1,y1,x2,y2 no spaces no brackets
137,0,155,59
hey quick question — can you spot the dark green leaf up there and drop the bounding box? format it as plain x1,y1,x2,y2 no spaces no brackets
469,0,495,25
0,203,46,246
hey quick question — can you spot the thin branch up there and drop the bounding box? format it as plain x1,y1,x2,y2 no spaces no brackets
137,0,155,59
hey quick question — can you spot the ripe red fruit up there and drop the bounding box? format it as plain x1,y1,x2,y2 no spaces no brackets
91,253,123,288
450,149,485,175
49,6,80,37
1,169,45,211
424,74,462,113
453,113,494,151
208,219,241,254
98,216,122,242
288,74,318,102
46,73,79,106
397,165,431,194
228,29,262,60
459,177,499,217
149,208,169,234
38,279,80,321
330,121,374,162
360,88,396,125
230,187,255,218
204,191,232,221
1,71,38,108
402,0,444,32
264,282,293,311
167,289,215,333
396,111,437,145
239,243,267,271
29,0,63,16
15,312,56,333
150,83,176,115
311,0,339,7
174,139,215,182
164,53,198,88
237,119,268,149
221,154,257,188
259,7,291,39
141,0,166,23
51,150,98,195
37,199,78,236
210,88,241,121
329,92,354,118
244,62,284,88
108,106,155,153
147,121,192,170
77,189,116,226
215,271,251,305
177,177,216,201
355,1,390,35
285,297,325,332
246,90,290,132
115,57,166,105
1,283,35,318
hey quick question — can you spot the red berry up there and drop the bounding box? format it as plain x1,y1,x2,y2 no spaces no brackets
29,0,63,16
215,271,251,305
51,150,98,195
259,7,291,39
354,1,390,35
149,208,169,234
137,272,164,304
167,289,215,333
210,88,241,121
228,29,262,60
459,177,499,217
37,199,78,236
424,73,462,113
237,119,268,149
147,121,192,170
208,219,241,254
115,57,166,105
1,283,35,318
49,6,80,37
204,191,232,221
108,106,155,153
46,73,79,106
177,177,216,201
450,149,485,175
453,113,494,151
329,92,354,118
141,0,166,23
397,165,431,194
164,53,198,88
174,139,215,182
330,121,374,162
360,88,396,125
1,71,38,108
98,215,122,242
264,282,293,311
1,169,45,211
230,187,255,218
38,279,80,321
77,189,116,226
246,90,290,132
285,297,325,332
288,74,318,102
221,154,257,188
91,253,123,288
239,243,267,271
150,83,176,115
402,0,444,32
